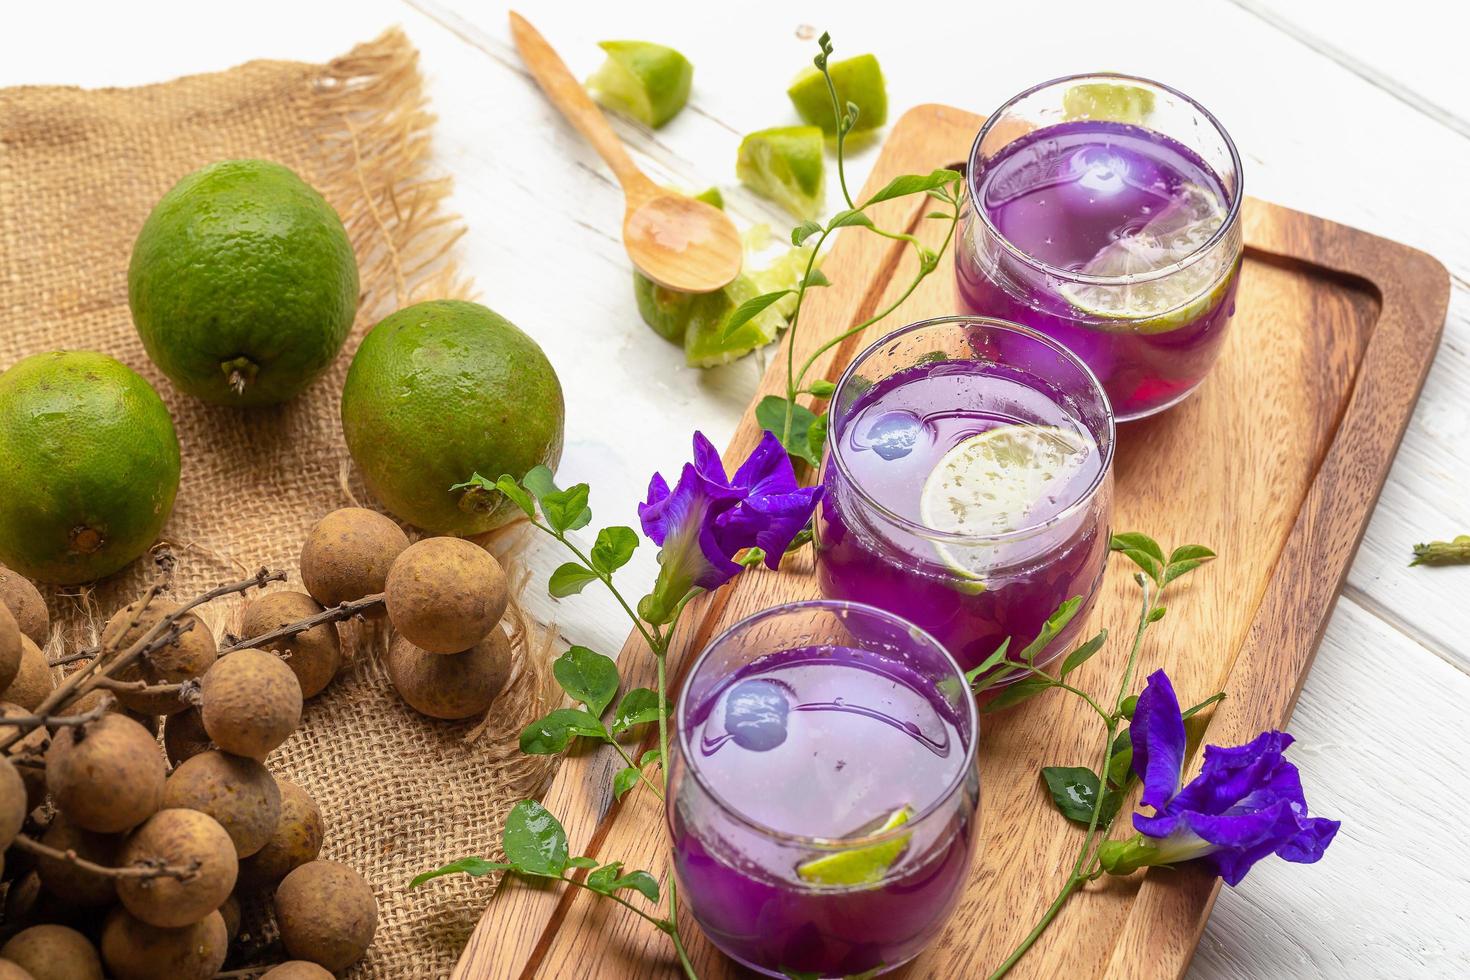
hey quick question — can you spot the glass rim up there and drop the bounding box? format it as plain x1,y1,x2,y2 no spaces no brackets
675,598,979,851
966,70,1244,287
828,315,1116,545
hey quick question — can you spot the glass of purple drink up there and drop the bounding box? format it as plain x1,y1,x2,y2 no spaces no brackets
956,73,1243,420
668,600,979,978
815,315,1114,678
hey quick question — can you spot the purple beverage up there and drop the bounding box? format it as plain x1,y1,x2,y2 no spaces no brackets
669,601,978,978
956,76,1243,421
816,316,1114,676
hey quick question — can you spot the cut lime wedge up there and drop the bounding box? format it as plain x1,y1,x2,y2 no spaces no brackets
736,126,825,220
1062,82,1156,125
1060,183,1231,334
787,53,888,136
586,41,693,128
920,425,1095,584
796,805,912,887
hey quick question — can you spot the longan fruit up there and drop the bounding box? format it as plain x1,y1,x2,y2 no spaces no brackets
162,707,212,766
218,892,241,941
0,758,24,850
0,703,47,810
0,960,34,980
386,628,511,720
274,860,377,972
99,907,227,980
100,600,216,716
263,961,334,979
1,638,52,713
0,924,103,980
33,815,122,907
45,713,164,833
237,779,323,890
239,592,341,699
200,650,302,759
67,688,159,735
117,808,238,928
0,604,20,693
385,537,507,654
0,565,47,648
162,750,281,858
300,507,409,611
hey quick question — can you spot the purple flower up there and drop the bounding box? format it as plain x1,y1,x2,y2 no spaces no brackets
637,431,822,622
1099,670,1339,886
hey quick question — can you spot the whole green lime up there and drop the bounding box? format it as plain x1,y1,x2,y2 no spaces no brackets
0,352,181,584
128,159,359,407
341,300,564,535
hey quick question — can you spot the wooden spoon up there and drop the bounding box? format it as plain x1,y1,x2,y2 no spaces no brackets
509,11,742,294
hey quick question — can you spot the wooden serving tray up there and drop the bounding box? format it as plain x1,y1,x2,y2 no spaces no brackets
455,104,1449,979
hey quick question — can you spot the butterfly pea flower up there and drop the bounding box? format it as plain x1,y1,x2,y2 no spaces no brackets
1099,670,1339,886
637,430,822,623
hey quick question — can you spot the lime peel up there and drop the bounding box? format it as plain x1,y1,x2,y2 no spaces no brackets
586,40,692,128
736,126,826,220
787,53,888,136
796,805,912,887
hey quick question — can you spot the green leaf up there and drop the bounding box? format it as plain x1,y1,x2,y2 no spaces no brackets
827,208,874,231
1041,766,1102,824
1107,729,1133,786
802,268,831,289
1111,532,1164,563
806,378,836,398
862,169,963,207
566,856,599,869
590,525,638,575
519,707,607,754
409,856,513,888
964,638,1011,685
980,676,1053,713
522,465,558,501
1181,692,1226,720
553,647,620,716
640,748,663,768
540,484,592,534
1161,559,1207,586
1147,606,1167,622
1119,694,1138,720
1018,596,1082,663
791,220,822,245
611,687,664,733
807,412,829,462
1059,629,1108,676
612,767,640,800
1115,548,1162,581
503,800,569,877
451,472,539,521
755,394,821,466
585,862,660,903
548,562,599,598
721,290,793,341
1168,544,1216,564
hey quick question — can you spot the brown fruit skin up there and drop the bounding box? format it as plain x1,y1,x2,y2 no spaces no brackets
262,961,335,979
200,649,302,759
99,907,227,980
237,778,323,890
0,758,25,850
274,860,377,972
385,537,507,654
0,703,47,810
1,638,52,712
68,688,160,735
163,750,282,858
218,892,241,941
300,507,409,612
162,706,212,766
386,628,511,720
34,815,122,907
239,592,341,699
117,809,239,928
100,600,217,715
0,960,34,980
0,565,47,648
0,604,20,693
1,924,103,980
45,713,164,833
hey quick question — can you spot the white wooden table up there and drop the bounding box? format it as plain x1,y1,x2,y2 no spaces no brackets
5,1,1468,975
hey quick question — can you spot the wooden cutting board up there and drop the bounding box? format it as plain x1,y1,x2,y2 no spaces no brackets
455,103,1449,980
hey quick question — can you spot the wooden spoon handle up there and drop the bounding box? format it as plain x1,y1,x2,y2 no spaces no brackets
509,11,653,200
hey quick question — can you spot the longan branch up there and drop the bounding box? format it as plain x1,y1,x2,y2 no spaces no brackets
48,618,196,669
0,693,114,731
11,833,200,881
220,591,385,655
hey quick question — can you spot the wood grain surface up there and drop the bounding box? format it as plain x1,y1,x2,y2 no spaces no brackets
449,102,1447,980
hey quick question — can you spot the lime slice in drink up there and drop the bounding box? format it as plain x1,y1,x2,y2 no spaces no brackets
787,53,888,136
796,805,912,887
586,41,693,128
736,126,826,220
919,425,1094,587
1062,82,1156,125
1060,183,1231,334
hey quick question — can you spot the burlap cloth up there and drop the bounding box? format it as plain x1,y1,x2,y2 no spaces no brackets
0,29,561,977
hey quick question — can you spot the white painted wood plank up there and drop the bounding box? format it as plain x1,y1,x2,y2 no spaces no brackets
1196,596,1470,978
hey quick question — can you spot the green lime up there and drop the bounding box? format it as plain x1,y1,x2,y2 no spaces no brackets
128,159,358,407
1060,183,1231,334
634,187,727,343
919,425,1094,584
341,300,564,535
682,273,783,368
736,126,826,220
1062,82,1156,125
796,805,912,887
586,41,693,128
0,352,180,584
787,53,888,136
693,186,724,209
